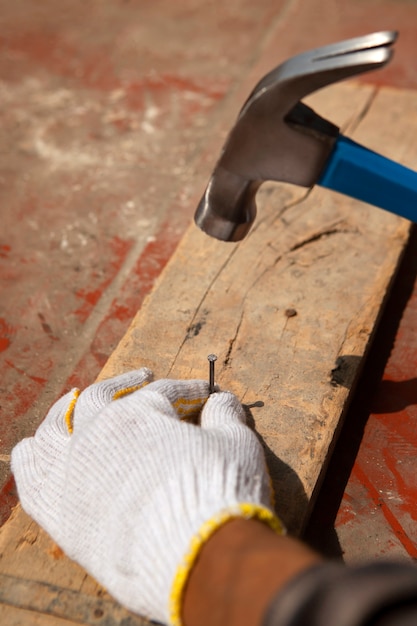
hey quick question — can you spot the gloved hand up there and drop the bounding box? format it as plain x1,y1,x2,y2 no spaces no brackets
11,369,284,626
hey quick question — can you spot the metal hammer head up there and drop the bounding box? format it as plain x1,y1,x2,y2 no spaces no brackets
195,31,397,242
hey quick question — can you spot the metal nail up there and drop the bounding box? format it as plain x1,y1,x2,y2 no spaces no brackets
207,354,217,394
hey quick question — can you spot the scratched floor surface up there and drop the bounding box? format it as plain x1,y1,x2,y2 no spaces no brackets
1,0,417,561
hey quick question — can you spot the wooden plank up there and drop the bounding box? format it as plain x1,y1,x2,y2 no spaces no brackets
99,83,414,533
0,573,148,626
0,82,415,622
0,508,151,624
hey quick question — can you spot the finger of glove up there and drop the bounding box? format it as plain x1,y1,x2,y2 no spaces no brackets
11,428,70,545
200,391,247,429
11,389,77,493
11,437,42,516
142,378,209,420
73,368,154,431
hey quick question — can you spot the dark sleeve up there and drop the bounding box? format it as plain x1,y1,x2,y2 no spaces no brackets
262,561,417,626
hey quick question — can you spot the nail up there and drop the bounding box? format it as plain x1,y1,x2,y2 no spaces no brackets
207,354,217,394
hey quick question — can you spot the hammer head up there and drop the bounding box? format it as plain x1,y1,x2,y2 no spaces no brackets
195,31,396,242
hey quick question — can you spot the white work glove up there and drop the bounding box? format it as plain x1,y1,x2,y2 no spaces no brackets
11,369,284,626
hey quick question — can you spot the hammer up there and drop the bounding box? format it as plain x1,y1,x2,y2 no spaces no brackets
195,31,417,242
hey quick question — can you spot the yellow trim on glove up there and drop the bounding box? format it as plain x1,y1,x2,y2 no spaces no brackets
169,503,285,626
64,388,81,434
173,395,207,420
112,380,150,401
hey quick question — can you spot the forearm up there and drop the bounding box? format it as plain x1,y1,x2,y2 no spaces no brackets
183,518,417,626
182,518,322,626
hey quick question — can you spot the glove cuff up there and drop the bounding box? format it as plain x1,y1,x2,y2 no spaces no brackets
169,503,286,626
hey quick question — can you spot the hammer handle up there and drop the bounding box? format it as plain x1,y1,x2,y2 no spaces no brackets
318,135,417,223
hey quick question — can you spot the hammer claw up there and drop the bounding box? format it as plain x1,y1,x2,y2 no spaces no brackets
310,30,396,62
251,31,396,109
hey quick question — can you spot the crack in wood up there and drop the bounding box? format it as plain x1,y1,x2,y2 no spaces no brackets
222,309,244,368
341,86,379,135
289,227,343,252
167,246,241,375
248,187,311,235
289,222,358,253
275,188,313,225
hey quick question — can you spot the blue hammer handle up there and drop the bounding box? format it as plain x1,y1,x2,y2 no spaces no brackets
318,136,417,223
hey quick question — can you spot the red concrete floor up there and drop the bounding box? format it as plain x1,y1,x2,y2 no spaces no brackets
1,0,417,562
335,233,417,561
